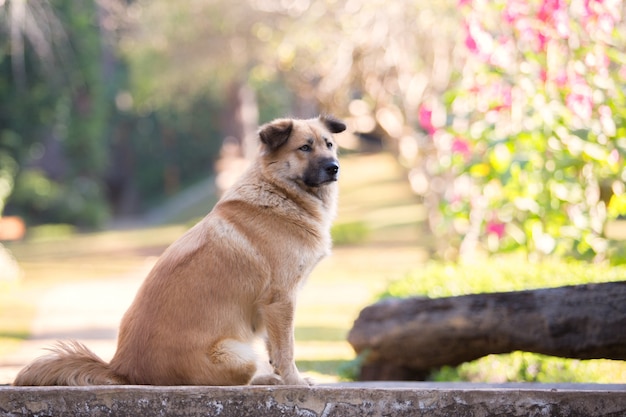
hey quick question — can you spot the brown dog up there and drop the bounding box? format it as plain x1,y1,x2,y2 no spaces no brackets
13,115,346,386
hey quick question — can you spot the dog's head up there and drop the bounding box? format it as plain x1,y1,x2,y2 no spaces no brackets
258,115,346,189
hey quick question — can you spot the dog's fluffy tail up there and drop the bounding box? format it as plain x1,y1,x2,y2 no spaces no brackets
12,340,127,386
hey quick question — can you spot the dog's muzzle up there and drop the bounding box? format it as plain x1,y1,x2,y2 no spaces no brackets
304,158,340,187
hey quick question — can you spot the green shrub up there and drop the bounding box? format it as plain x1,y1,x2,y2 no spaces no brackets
337,351,369,381
11,169,109,229
431,352,626,384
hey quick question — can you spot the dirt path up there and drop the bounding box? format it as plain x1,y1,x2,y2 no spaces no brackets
0,267,148,384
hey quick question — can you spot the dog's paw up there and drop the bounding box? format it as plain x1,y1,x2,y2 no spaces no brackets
283,374,315,386
250,373,283,385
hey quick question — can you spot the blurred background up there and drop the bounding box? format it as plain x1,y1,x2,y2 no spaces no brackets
1,0,626,384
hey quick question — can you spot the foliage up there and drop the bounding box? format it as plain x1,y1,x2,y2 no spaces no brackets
337,350,369,381
417,0,626,261
10,168,109,226
432,351,626,383
110,96,223,210
0,0,110,227
1,0,232,225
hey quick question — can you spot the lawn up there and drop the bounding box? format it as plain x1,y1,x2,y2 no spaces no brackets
0,224,189,357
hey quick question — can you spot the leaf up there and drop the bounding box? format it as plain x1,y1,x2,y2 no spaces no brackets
470,163,491,177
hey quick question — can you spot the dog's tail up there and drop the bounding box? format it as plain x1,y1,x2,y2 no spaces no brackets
12,340,127,386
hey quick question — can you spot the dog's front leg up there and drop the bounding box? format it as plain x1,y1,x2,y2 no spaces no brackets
260,295,309,386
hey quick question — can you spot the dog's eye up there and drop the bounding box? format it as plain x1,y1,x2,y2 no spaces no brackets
326,141,333,149
299,144,312,152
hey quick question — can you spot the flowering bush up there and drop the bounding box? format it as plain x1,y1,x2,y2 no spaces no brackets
426,0,626,261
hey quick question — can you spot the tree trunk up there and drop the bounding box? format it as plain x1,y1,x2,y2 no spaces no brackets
219,80,259,159
348,281,626,381
215,81,259,195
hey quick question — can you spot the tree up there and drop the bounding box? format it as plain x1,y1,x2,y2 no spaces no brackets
120,0,462,141
1,0,110,227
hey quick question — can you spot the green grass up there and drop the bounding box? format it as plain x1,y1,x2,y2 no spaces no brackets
381,256,626,299
0,224,189,359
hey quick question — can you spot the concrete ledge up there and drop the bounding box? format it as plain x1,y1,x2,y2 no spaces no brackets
1,383,626,417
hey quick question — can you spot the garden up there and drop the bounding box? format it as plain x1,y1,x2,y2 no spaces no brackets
1,0,626,384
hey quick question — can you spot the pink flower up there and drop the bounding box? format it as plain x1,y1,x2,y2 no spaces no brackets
552,9,570,38
493,84,512,110
465,28,479,55
486,220,506,239
609,149,620,165
464,18,494,61
584,0,621,24
597,12,616,35
452,137,472,160
489,36,515,70
566,76,593,121
538,0,567,24
537,0,570,47
554,70,568,88
418,104,437,135
566,93,593,120
536,32,549,51
598,104,612,118
503,0,530,24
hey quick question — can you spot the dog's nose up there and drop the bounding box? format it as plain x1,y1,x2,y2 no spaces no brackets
325,161,339,176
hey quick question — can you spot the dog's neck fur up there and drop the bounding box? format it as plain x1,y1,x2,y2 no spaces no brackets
217,166,335,251
222,162,337,226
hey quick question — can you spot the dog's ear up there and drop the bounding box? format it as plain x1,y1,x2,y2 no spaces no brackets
319,114,346,134
259,119,293,150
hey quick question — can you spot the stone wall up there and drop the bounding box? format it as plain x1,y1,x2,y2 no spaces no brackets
2,383,626,417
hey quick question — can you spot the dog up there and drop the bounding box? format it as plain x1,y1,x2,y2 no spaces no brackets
13,115,346,386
